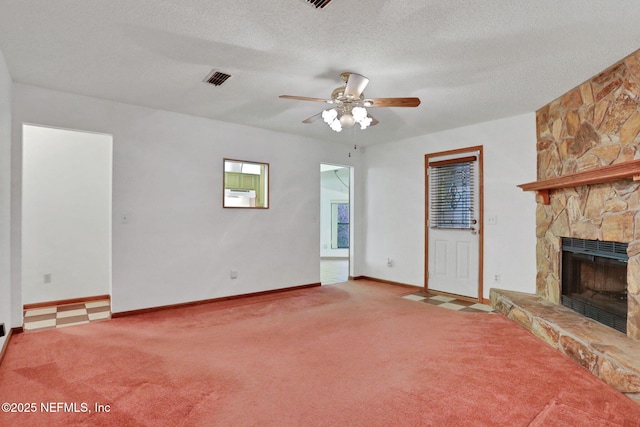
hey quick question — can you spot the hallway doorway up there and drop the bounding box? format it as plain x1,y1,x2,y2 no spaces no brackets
320,164,351,284
21,124,113,316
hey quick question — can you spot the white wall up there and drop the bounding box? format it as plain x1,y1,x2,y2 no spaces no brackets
21,125,112,304
362,113,538,298
320,168,349,258
0,49,11,348
11,84,360,314
7,82,536,319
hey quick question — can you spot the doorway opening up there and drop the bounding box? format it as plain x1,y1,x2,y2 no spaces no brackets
21,124,113,330
320,164,351,284
425,146,484,301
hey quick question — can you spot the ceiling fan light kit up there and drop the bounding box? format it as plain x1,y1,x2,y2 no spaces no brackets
322,105,371,132
280,72,420,133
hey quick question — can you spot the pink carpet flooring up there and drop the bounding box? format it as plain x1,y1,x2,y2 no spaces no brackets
1,280,640,426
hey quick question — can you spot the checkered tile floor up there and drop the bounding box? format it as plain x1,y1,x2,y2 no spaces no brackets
402,291,495,313
23,300,111,332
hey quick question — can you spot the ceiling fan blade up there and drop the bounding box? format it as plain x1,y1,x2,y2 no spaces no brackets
369,115,379,126
343,73,369,98
279,95,332,103
367,97,421,108
302,113,323,123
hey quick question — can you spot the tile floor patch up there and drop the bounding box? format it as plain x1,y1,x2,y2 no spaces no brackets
402,291,495,314
88,311,110,321
24,307,57,317
24,299,111,332
402,294,427,301
24,318,57,330
469,303,494,312
430,295,456,303
57,303,87,312
85,300,110,309
23,313,56,323
56,309,89,318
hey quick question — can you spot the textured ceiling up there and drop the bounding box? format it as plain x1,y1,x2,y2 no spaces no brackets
1,0,640,146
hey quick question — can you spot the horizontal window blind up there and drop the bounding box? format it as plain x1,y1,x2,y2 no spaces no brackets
429,157,475,229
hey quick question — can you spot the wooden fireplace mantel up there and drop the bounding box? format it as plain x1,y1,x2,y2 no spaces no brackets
518,159,640,204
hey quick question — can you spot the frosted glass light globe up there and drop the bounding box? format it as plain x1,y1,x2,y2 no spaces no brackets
352,106,367,122
359,116,373,129
322,109,338,124
339,113,355,128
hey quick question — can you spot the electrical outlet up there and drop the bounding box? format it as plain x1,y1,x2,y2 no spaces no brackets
44,273,52,284
487,215,498,226
386,258,393,267
494,274,501,283
230,270,238,279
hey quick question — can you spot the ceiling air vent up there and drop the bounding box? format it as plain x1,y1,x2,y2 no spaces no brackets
204,70,232,86
305,0,333,9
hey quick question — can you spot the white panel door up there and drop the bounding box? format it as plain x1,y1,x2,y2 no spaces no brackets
427,152,480,298
429,230,478,297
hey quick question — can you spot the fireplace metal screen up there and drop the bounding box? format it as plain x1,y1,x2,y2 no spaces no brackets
561,237,628,334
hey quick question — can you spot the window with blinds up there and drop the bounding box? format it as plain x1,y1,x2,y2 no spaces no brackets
429,157,475,229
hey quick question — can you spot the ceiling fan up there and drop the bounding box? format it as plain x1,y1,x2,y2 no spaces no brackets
279,72,421,132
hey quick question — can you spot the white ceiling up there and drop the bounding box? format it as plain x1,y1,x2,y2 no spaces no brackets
1,0,640,146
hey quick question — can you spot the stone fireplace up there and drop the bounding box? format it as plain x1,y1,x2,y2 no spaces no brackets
489,49,640,400
535,48,640,341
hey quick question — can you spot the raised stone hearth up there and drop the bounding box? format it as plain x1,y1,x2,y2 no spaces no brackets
491,289,640,401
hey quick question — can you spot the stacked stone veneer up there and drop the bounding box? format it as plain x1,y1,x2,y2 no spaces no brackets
536,49,640,341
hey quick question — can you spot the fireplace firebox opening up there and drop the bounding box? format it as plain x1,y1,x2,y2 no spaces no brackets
561,237,628,334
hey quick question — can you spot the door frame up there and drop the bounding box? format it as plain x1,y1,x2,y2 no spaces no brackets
424,145,484,302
